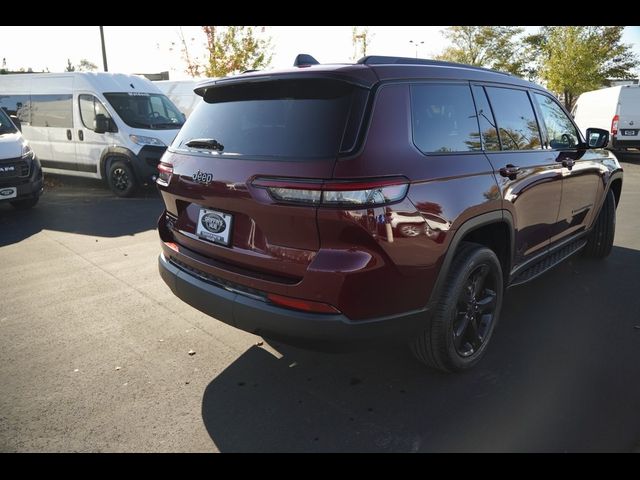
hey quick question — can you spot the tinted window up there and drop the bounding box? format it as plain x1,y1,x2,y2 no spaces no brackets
79,94,111,131
534,93,579,149
0,106,18,134
485,87,541,151
172,79,367,159
411,84,480,153
31,94,73,128
0,94,31,123
471,85,500,151
104,93,184,129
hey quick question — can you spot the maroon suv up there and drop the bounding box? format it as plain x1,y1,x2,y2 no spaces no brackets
157,55,623,372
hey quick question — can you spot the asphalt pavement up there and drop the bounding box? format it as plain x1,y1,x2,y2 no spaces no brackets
1,163,639,452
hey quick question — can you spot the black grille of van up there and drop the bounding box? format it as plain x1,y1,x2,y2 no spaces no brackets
0,159,29,179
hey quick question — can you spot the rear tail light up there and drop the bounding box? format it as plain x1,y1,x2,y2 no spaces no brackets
611,115,619,136
252,177,409,207
157,162,173,185
267,293,340,314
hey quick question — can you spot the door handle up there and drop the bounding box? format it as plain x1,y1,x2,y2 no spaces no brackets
66,129,72,141
78,130,84,141
499,164,521,179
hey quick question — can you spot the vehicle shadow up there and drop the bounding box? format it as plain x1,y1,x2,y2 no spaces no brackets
0,175,163,247
201,245,640,452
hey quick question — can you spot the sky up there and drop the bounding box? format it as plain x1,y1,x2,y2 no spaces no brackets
2,26,640,79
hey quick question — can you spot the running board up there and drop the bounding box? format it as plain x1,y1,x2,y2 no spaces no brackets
510,237,587,287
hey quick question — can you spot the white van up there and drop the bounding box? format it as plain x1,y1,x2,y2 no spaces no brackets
0,107,43,208
0,72,186,196
155,80,202,118
573,84,640,158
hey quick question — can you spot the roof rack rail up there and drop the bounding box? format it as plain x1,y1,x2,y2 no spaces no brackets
357,55,511,76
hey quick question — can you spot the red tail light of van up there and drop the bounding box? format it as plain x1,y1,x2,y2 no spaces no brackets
611,115,619,136
251,177,409,207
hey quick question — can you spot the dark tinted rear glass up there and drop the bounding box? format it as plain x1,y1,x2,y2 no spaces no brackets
410,83,480,153
172,78,368,159
485,87,542,151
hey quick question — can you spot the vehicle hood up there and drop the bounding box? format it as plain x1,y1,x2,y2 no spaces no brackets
0,133,25,160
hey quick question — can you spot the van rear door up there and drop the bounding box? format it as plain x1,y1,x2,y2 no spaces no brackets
618,87,640,144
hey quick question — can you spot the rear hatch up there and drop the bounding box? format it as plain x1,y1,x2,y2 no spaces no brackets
159,76,369,282
618,87,640,142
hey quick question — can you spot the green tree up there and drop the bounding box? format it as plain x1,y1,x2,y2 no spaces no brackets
65,59,76,72
352,26,372,60
437,26,528,76
525,26,637,110
187,26,272,78
78,59,98,72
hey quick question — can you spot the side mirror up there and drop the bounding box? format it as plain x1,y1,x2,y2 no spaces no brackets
9,115,21,132
94,114,117,134
585,128,609,149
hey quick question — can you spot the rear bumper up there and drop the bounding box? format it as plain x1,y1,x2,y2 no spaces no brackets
611,138,640,151
158,252,428,351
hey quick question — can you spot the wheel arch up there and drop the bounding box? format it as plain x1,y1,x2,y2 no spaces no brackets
99,147,137,181
427,211,514,309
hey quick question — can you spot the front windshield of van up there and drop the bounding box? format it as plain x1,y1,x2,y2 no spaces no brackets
103,92,185,130
0,107,18,134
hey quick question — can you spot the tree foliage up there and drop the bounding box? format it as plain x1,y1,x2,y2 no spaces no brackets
525,26,637,109
182,26,272,78
437,26,529,75
65,59,75,72
78,59,98,72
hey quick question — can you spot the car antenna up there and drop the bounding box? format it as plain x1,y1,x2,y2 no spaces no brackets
293,54,319,67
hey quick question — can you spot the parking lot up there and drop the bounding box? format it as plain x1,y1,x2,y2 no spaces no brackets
1,161,640,452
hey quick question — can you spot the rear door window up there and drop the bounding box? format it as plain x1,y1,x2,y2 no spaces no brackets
172,78,369,159
485,87,542,150
410,83,481,153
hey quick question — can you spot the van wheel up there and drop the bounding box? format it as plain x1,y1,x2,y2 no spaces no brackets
10,196,39,209
410,242,503,373
107,160,137,197
583,190,615,259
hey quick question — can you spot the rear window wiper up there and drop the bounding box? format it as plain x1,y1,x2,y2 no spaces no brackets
185,138,224,151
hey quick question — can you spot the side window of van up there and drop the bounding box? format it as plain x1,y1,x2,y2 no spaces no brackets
411,84,481,153
79,94,111,131
31,94,73,128
0,95,31,123
533,93,579,149
485,87,542,151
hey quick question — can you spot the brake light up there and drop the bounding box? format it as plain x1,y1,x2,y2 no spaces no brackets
252,177,409,207
611,115,619,136
267,293,340,314
157,163,173,185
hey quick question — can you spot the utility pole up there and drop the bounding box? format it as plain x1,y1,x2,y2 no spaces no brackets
409,40,424,59
99,26,108,72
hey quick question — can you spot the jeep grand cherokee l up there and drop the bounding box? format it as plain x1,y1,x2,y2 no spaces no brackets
156,55,622,372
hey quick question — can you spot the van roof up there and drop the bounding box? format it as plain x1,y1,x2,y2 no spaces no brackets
0,72,162,94
194,56,543,95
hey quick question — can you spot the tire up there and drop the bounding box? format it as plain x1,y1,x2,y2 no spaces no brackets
107,159,137,197
583,190,616,259
411,242,504,373
10,195,39,209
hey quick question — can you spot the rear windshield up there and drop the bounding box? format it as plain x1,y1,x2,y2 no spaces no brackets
171,78,368,159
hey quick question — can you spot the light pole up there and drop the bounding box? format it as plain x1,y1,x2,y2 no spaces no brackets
99,26,108,72
409,40,424,59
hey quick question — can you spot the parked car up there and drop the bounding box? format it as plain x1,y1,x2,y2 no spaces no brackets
573,84,640,159
156,55,622,372
155,80,203,118
0,72,185,196
0,106,43,209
